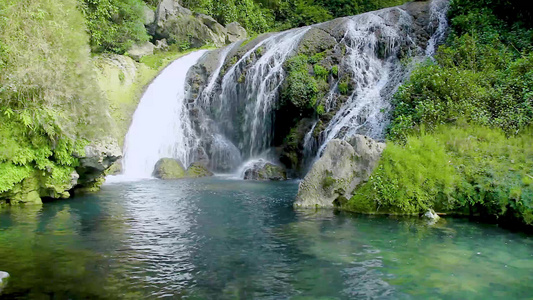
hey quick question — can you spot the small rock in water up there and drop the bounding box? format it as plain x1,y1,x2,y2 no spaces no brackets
423,209,440,224
0,271,10,292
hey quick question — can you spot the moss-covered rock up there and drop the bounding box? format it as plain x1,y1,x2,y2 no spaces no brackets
152,158,186,179
244,163,287,181
186,162,214,178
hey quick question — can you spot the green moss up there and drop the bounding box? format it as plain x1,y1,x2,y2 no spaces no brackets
331,65,339,77
338,79,350,95
313,64,328,81
323,175,336,189
282,54,319,109
348,125,533,224
186,163,213,178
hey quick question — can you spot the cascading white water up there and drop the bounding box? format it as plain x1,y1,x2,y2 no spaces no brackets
315,1,450,157
426,0,450,56
217,28,310,158
121,50,208,178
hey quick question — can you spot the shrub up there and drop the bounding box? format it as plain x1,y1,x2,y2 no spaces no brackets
79,0,149,54
349,125,533,224
313,64,328,81
282,55,319,109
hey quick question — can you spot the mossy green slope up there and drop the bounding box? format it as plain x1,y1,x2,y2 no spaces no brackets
0,0,110,204
346,0,533,226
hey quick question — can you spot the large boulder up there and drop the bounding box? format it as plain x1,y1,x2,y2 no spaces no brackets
154,0,227,47
143,5,156,26
186,162,214,178
152,158,186,179
0,271,8,294
75,138,122,189
225,22,247,43
243,162,287,181
127,42,155,62
294,135,385,208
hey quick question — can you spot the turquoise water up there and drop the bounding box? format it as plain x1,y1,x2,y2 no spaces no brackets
0,178,532,299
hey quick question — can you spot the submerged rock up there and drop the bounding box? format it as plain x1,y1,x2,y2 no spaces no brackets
152,158,186,179
294,135,385,208
186,162,214,178
0,271,9,293
244,162,287,181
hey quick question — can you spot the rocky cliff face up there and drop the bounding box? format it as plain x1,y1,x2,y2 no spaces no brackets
182,0,447,176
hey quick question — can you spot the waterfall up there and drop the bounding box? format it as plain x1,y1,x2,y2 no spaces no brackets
314,1,450,157
115,0,449,180
121,50,208,178
426,0,450,56
194,28,310,174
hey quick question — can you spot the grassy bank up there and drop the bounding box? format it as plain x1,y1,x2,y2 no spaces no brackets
345,0,533,226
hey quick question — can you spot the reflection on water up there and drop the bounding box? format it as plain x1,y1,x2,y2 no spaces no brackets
0,178,532,299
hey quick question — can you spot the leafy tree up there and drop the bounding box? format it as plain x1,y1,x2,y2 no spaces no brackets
78,0,149,54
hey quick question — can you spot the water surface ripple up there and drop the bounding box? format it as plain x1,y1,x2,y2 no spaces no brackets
0,178,532,299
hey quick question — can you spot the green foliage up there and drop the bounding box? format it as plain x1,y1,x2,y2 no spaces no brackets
182,0,271,32
331,65,339,77
353,0,533,225
349,126,533,224
349,129,457,214
282,55,319,109
0,0,110,202
315,0,407,18
389,0,533,139
79,0,149,54
313,64,328,81
182,0,409,33
338,79,350,95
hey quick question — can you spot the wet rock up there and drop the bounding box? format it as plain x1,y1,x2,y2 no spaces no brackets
127,42,155,62
152,158,186,179
186,162,214,178
226,22,247,43
75,138,122,188
244,162,287,181
0,271,9,293
423,209,441,224
294,136,385,208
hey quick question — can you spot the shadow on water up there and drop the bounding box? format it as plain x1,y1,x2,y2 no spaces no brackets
0,178,532,299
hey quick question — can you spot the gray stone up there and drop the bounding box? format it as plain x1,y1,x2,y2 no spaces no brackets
0,271,9,293
143,5,156,25
225,22,247,43
75,138,122,186
294,136,385,208
127,42,155,61
154,0,227,47
244,162,287,181
152,158,186,179
155,38,169,51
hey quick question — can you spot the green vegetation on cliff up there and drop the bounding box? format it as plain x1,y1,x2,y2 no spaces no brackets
180,0,409,32
79,0,150,54
0,0,110,204
347,0,533,225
